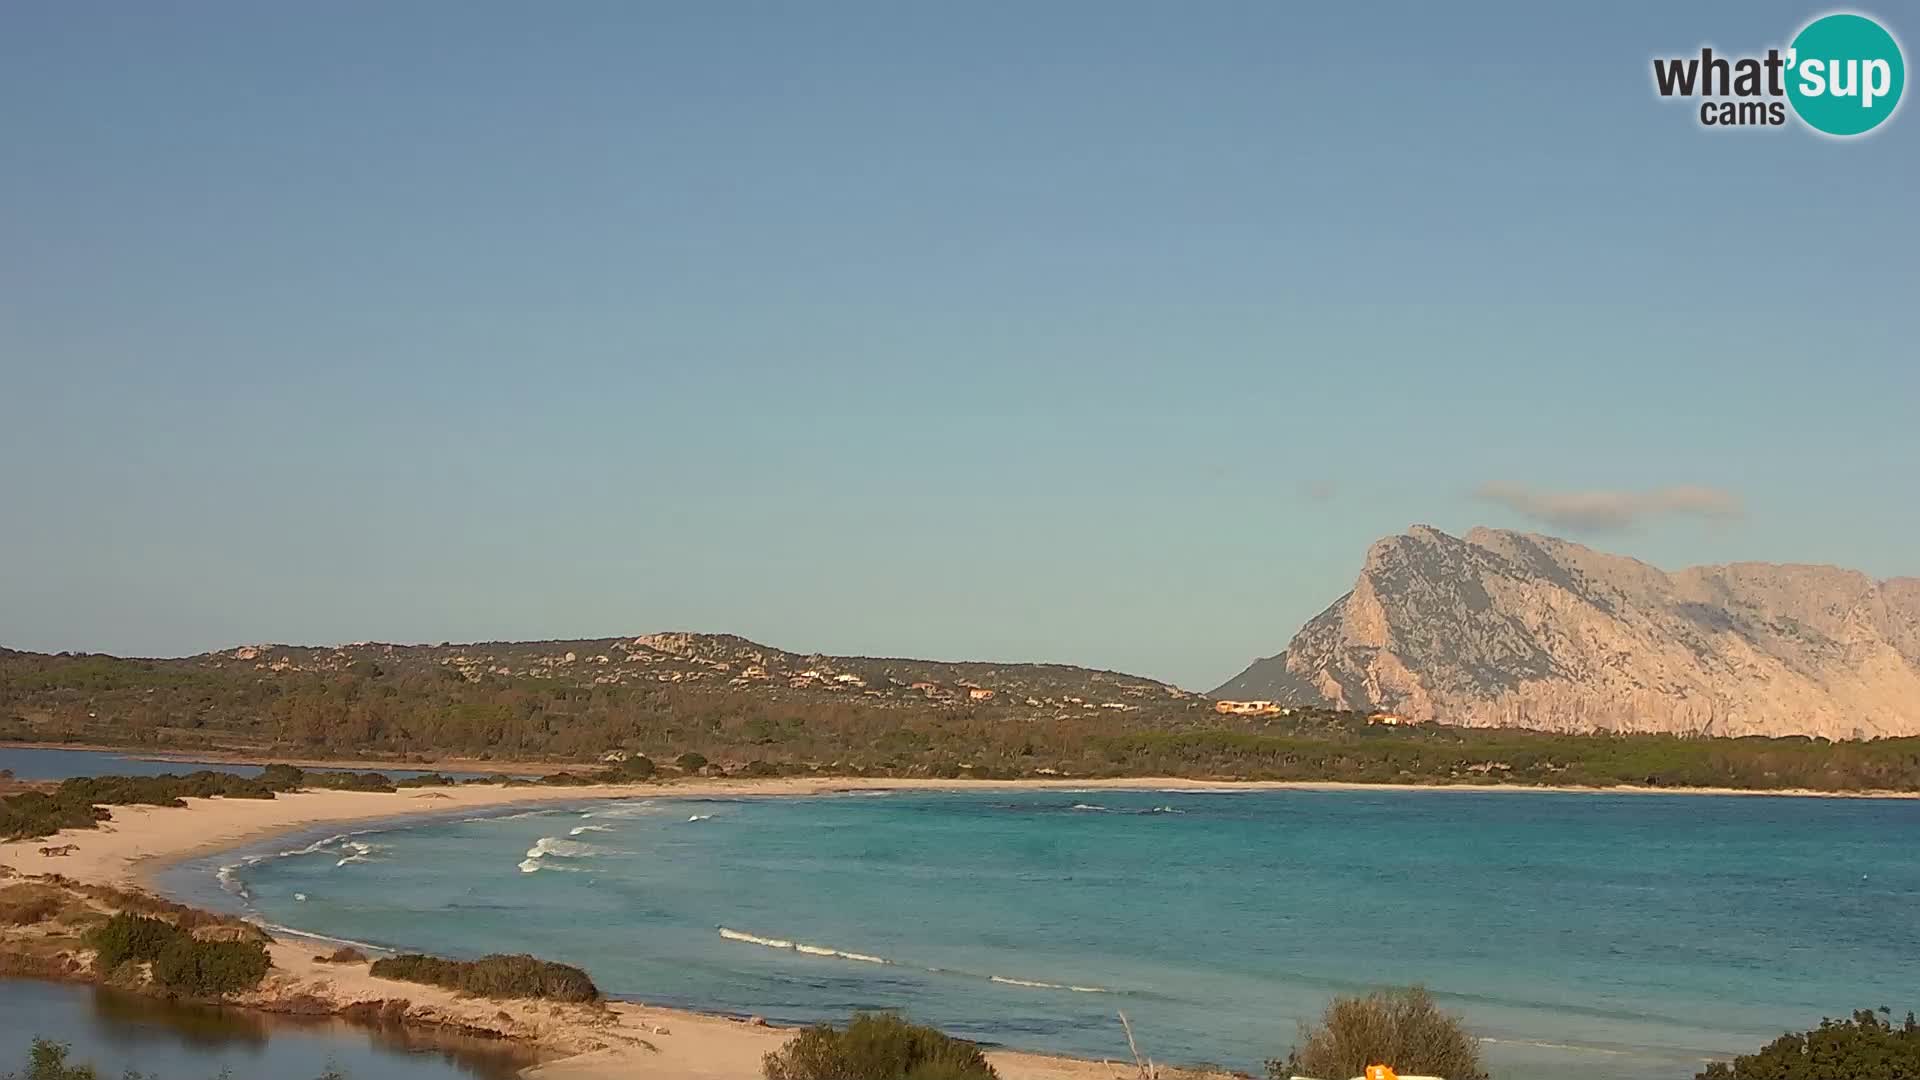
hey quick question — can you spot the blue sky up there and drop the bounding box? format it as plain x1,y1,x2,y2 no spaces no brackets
2,2,1914,690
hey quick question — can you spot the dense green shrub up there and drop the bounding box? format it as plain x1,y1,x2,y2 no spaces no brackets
675,752,709,772
86,912,269,996
87,913,180,971
369,952,598,1002
150,936,271,997
763,1013,998,1080
1697,1008,1920,1079
1270,987,1487,1080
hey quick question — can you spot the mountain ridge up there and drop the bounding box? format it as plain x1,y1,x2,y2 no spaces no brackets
1214,525,1920,738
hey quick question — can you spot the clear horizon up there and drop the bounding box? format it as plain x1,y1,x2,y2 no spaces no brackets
3,2,1914,690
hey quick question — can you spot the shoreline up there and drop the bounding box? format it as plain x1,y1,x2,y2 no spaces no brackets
2,773,1911,1078
5,741,1917,801
1,777,1233,1080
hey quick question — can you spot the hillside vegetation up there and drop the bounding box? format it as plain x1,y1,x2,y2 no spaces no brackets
5,636,1920,793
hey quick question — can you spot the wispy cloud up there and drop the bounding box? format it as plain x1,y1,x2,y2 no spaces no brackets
1472,482,1743,532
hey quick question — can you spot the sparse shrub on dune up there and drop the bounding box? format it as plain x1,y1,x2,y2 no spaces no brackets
762,1012,998,1080
0,887,63,926
315,945,370,964
1270,986,1486,1080
369,952,598,1002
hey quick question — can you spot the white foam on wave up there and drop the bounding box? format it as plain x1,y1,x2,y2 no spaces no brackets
335,840,387,867
987,975,1111,993
717,928,1116,992
214,863,252,901
719,928,795,949
1070,803,1107,812
280,833,350,858
717,928,891,964
525,836,596,859
258,922,389,955
568,824,613,836
581,799,656,820
463,808,562,824
687,814,713,822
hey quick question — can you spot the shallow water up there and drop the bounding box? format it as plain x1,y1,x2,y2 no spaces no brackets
0,979,534,1079
168,788,1920,1079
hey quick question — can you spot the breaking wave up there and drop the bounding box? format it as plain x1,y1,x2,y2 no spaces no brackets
580,800,657,820
335,840,387,867
718,928,887,964
989,975,1109,993
568,823,613,836
687,813,713,822
519,834,603,873
526,836,596,859
716,928,1111,991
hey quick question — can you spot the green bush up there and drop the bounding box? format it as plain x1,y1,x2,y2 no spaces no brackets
87,913,180,971
1270,986,1487,1080
150,936,271,997
86,912,269,996
763,1013,998,1080
369,952,598,1002
675,752,709,772
1698,1008,1920,1079
3,1038,109,1080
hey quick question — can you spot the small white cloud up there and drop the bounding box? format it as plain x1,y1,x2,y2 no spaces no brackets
1473,482,1742,532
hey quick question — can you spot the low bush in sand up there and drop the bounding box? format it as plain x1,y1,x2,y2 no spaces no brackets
762,1012,998,1080
1269,986,1486,1080
315,945,370,964
151,936,270,997
369,952,599,1002
1697,1008,1920,1080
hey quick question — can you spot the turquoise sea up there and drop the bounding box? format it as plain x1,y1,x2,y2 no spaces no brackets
162,788,1920,1080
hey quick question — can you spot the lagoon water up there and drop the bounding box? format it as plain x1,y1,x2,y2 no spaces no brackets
0,979,531,1079
169,788,1920,1079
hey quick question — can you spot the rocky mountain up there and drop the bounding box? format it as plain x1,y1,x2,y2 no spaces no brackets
1214,526,1920,739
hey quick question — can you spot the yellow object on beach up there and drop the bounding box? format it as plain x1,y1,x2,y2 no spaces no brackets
1364,1067,1397,1080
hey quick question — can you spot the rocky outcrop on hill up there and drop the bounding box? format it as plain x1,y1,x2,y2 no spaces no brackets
1214,526,1920,738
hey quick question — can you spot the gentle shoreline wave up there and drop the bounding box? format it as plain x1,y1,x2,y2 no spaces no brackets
716,927,1111,993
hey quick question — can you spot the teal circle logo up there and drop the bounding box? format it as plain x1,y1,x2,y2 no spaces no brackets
1786,13,1905,136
